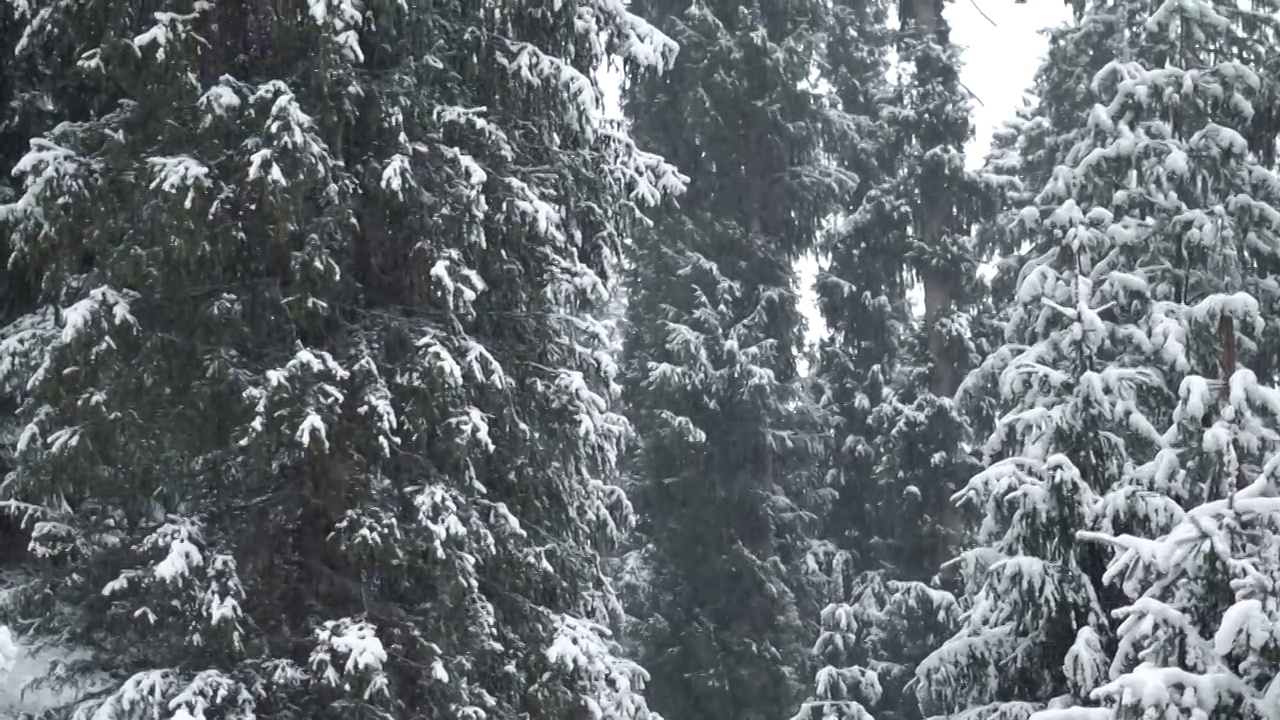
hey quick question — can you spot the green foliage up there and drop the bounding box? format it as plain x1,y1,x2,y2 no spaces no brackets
0,0,682,717
919,0,1280,718
616,3,834,720
794,4,991,720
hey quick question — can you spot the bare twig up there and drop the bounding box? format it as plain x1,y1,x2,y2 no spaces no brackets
968,0,998,27
960,81,986,107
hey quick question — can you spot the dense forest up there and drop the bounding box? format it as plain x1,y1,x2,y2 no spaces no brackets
1,0,1279,718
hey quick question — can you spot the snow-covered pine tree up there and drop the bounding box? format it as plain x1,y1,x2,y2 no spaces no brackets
0,0,49,576
807,0,903,583
792,5,999,720
1072,345,1280,720
808,0,901,579
827,0,995,586
0,17,52,708
0,0,683,717
617,2,836,720
916,180,1163,720
1025,0,1149,186
794,569,960,720
794,7,948,720
978,0,1150,311
1019,0,1280,717
907,3,1231,715
967,0,1154,440
919,0,1280,718
879,0,999,577
895,0,981,409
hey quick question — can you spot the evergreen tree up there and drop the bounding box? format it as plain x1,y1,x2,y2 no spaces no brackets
1071,339,1280,720
0,0,683,717
921,0,1280,718
1074,455,1280,720
1031,0,1280,716
917,203,1161,720
895,0,981,409
0,0,59,576
792,3,998,720
863,0,997,578
807,0,903,579
977,0,1149,313
617,2,834,720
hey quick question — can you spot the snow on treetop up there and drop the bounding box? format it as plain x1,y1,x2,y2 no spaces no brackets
198,77,242,120
311,618,389,700
132,6,212,62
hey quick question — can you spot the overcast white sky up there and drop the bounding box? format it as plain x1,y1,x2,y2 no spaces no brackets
949,0,1073,167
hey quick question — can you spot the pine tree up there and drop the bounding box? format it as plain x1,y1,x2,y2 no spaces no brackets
1028,0,1280,716
807,0,903,578
0,0,684,717
1075,458,1280,720
792,4,999,720
616,2,835,720
963,0,1154,445
978,0,1149,312
831,0,995,580
876,0,996,576
0,0,64,572
895,0,978,407
909,4,1155,718
919,0,1280,718
917,200,1161,720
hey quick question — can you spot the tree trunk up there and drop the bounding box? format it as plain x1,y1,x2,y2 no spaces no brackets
922,265,958,398
913,0,941,28
906,0,964,572
909,1,958,400
1217,313,1251,491
1218,313,1236,396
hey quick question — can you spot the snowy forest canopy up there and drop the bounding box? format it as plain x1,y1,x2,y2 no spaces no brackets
2,0,1280,719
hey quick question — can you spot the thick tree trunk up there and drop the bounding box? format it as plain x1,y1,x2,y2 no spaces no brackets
907,0,964,572
922,268,958,398
913,0,941,28
907,0,958,399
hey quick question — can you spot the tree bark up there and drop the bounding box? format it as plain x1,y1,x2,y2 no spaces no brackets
1217,313,1251,491
1218,313,1236,397
913,0,941,28
922,267,958,398
906,0,965,573
909,1,959,400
